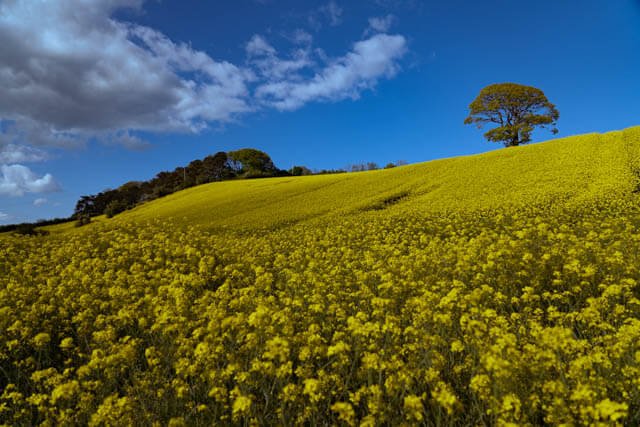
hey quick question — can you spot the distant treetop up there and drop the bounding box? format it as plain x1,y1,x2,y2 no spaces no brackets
227,148,278,178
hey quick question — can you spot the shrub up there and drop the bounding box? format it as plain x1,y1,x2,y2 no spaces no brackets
75,214,91,227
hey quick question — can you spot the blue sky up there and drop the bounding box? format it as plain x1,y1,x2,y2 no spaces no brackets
1,0,639,223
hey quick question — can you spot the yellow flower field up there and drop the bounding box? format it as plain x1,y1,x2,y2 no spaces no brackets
2,127,640,425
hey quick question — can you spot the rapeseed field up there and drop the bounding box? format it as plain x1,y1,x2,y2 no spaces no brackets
2,127,640,425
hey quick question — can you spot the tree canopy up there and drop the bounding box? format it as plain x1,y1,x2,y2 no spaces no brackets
72,149,288,221
464,83,559,147
227,148,278,178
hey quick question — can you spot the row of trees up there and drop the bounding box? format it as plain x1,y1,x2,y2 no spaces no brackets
73,149,283,219
73,149,408,221
1,148,407,232
348,160,408,172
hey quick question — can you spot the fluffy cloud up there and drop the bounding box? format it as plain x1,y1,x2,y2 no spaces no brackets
0,0,251,148
0,0,408,178
33,197,48,207
0,164,61,197
129,25,252,128
0,211,9,221
256,34,407,111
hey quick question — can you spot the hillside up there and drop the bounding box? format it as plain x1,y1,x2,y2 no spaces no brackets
61,126,640,232
3,126,640,426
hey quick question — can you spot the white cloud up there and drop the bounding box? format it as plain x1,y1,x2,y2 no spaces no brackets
0,0,409,166
246,35,314,81
0,211,9,222
246,35,277,57
256,34,407,111
107,131,151,150
129,25,252,126
33,197,48,207
0,164,61,197
368,15,395,33
0,143,48,163
0,0,251,152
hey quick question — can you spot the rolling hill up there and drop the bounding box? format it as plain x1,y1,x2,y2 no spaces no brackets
44,125,640,233
3,126,640,426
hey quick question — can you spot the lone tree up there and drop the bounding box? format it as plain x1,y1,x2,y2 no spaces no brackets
464,83,559,147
